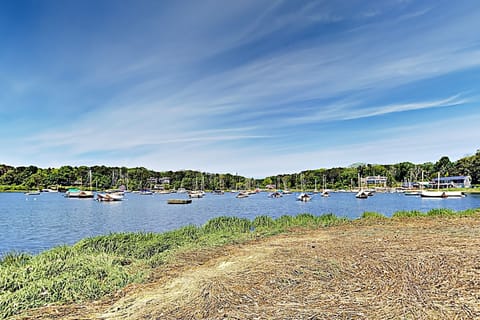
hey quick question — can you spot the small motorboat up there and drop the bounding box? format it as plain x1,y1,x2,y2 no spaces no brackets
297,192,311,202
189,190,205,198
65,188,94,198
236,192,249,198
355,190,369,199
97,192,124,201
25,190,41,195
269,191,283,198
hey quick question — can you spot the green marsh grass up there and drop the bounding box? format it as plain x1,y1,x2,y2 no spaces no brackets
1,210,479,318
392,210,425,218
426,208,455,216
361,211,387,219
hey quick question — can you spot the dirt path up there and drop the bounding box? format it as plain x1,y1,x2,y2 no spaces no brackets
19,217,480,319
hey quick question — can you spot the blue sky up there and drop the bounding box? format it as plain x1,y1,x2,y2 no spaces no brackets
1,0,480,177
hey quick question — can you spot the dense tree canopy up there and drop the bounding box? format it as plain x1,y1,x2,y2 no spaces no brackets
1,150,479,191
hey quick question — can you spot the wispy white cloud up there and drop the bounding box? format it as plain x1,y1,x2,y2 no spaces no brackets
2,1,480,177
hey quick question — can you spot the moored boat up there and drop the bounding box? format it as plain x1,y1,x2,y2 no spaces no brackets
167,199,192,204
25,190,41,195
355,190,369,199
404,190,421,196
236,191,249,198
97,193,124,201
420,190,465,198
189,190,205,198
65,188,94,198
269,191,283,198
297,192,311,202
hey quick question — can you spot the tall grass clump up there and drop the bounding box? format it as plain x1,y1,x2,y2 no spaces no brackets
203,216,251,234
274,215,296,229
0,252,31,267
292,213,320,227
458,208,480,216
317,213,347,226
361,211,386,219
392,210,425,218
273,213,346,230
200,216,253,246
0,246,136,318
426,208,455,216
252,215,279,235
252,215,275,229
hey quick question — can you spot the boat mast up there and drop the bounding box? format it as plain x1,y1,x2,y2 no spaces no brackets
89,169,92,191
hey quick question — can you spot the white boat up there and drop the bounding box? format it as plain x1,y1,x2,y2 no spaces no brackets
177,188,187,193
404,190,421,196
282,180,292,194
297,192,311,202
269,191,283,198
25,190,41,195
97,193,124,201
420,190,465,198
420,172,466,198
65,188,94,198
188,190,205,198
355,190,369,199
420,190,448,198
236,192,249,198
444,191,466,198
355,174,369,199
139,190,153,195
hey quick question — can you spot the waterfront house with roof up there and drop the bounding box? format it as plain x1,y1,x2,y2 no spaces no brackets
431,175,471,188
361,176,387,187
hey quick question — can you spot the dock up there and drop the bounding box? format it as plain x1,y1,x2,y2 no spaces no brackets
167,199,192,204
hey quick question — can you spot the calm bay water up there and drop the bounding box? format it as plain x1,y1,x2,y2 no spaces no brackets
1,191,479,256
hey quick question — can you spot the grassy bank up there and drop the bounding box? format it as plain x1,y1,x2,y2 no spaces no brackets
1,209,479,318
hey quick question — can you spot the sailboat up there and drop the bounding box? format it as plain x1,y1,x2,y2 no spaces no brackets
296,174,311,202
65,169,94,198
355,173,368,199
297,192,311,202
282,179,292,195
420,172,465,198
189,176,205,198
321,175,329,197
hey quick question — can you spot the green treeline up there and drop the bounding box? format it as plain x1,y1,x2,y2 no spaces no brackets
1,150,480,191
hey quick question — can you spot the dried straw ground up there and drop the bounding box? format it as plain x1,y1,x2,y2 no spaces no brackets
19,217,480,319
